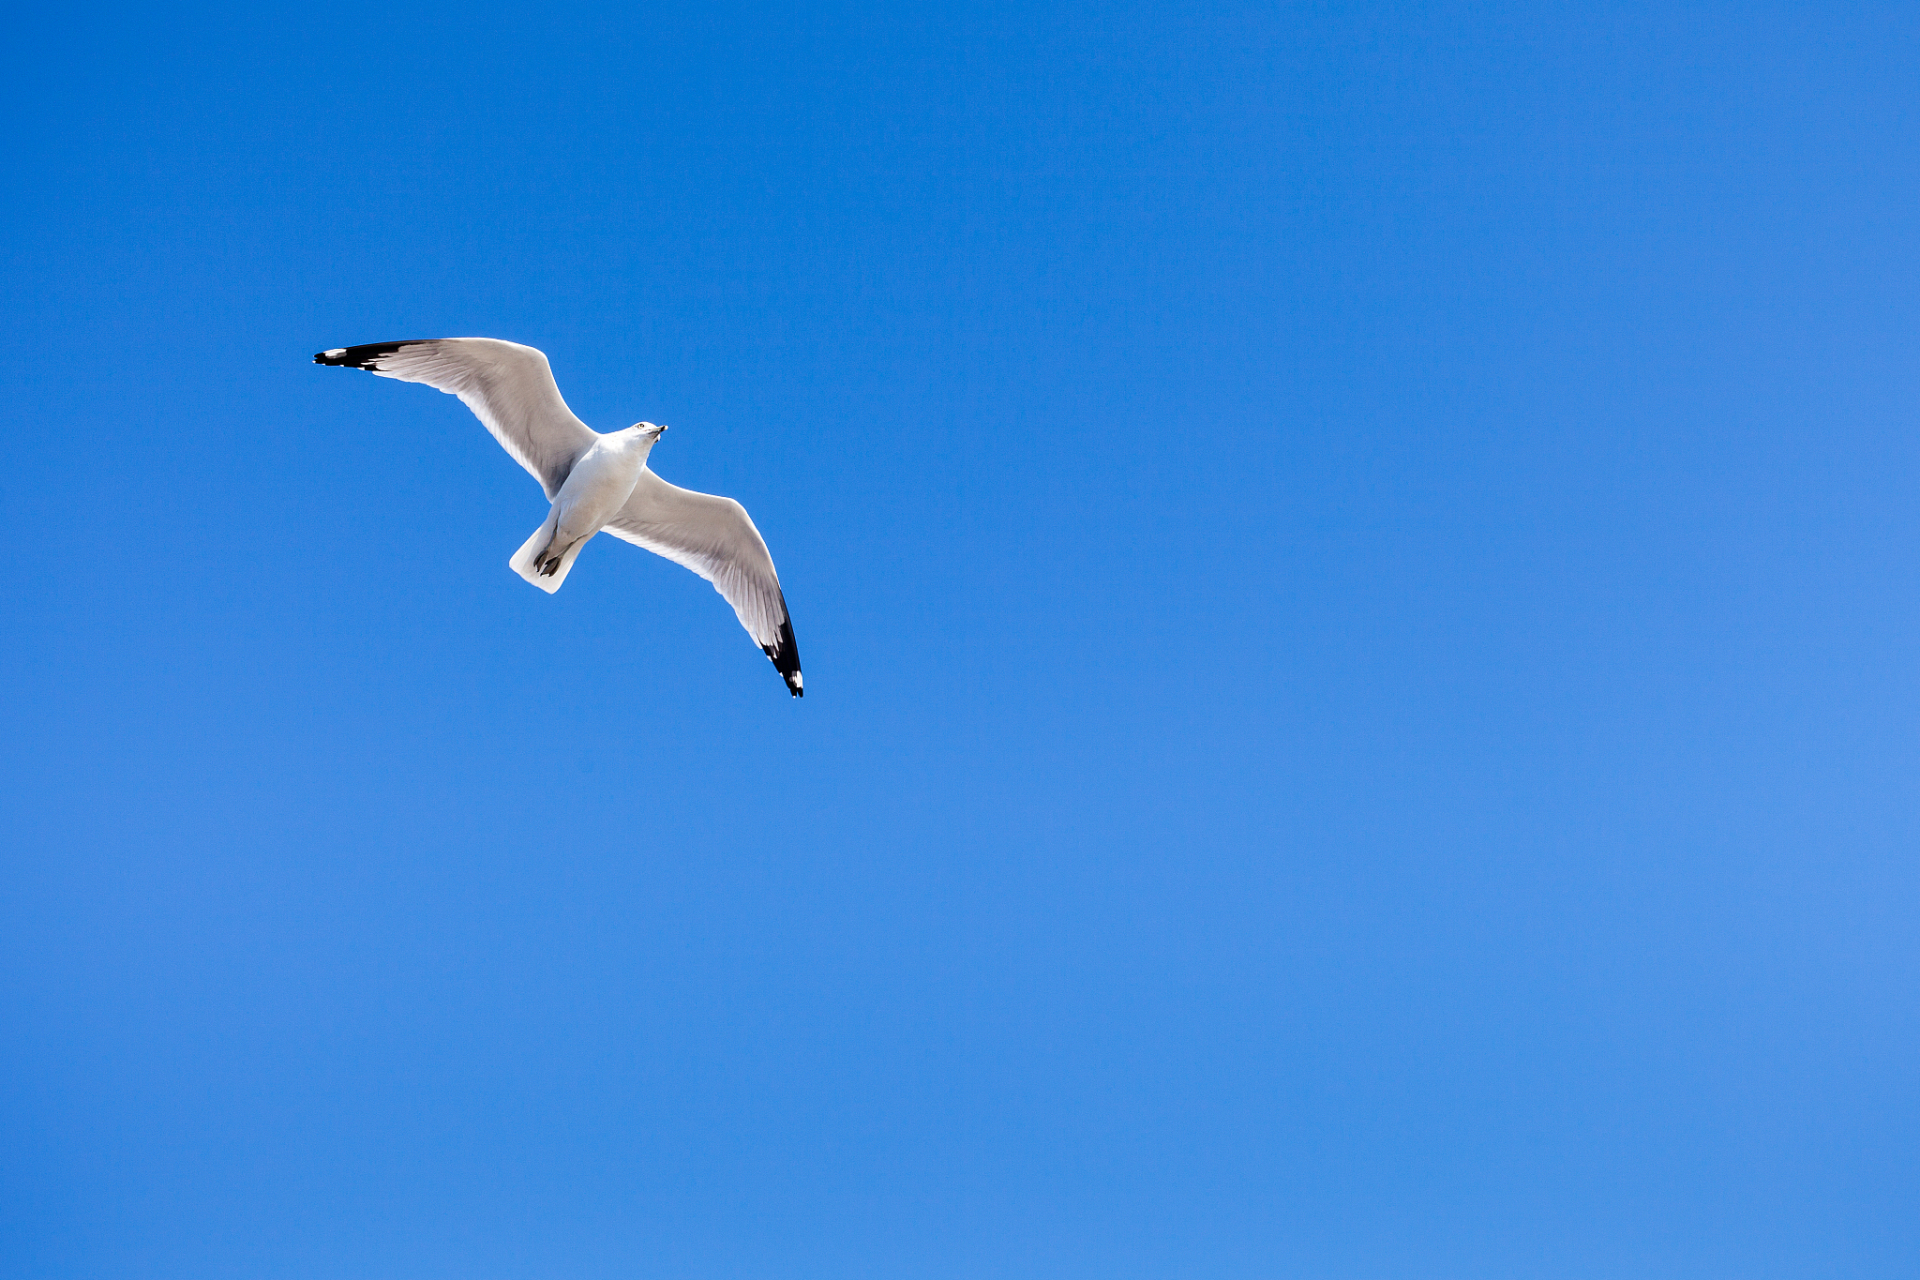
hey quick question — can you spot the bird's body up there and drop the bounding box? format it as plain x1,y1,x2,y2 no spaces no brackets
314,338,803,696
509,423,658,590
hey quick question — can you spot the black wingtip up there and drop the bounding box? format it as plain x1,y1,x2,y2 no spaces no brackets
762,603,803,698
312,340,426,368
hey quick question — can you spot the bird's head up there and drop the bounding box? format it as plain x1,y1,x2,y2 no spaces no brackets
629,422,668,441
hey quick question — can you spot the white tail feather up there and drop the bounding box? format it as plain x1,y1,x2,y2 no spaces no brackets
509,510,595,593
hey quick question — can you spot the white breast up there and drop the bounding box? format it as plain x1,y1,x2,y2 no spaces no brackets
553,435,647,539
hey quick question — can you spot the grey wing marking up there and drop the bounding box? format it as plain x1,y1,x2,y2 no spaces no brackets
603,470,803,696
314,338,597,498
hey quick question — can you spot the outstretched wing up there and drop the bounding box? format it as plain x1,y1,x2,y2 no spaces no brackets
603,470,803,697
314,338,596,499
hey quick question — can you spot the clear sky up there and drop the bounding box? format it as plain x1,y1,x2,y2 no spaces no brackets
3,1,1917,1276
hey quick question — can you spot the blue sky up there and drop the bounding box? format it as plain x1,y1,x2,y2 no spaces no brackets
3,1,1917,1276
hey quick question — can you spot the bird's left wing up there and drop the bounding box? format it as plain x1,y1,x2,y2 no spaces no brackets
603,469,803,696
313,338,596,499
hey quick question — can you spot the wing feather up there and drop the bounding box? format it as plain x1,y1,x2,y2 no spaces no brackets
314,338,596,498
603,470,803,696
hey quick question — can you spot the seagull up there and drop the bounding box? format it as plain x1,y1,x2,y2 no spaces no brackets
314,338,803,696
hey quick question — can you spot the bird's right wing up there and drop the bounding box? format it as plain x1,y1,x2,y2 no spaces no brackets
603,470,804,696
314,338,597,499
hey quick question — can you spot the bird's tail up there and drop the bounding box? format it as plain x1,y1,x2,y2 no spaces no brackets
509,510,594,594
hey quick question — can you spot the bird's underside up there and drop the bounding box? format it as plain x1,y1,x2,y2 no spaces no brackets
314,338,803,697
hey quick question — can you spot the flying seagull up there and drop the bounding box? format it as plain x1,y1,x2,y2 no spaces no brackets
314,338,802,696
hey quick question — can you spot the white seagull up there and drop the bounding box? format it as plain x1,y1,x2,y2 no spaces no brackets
314,338,803,696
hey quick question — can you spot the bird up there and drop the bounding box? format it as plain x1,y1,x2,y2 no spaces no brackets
314,338,802,697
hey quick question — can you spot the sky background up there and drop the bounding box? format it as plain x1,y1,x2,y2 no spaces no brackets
3,1,1918,1276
